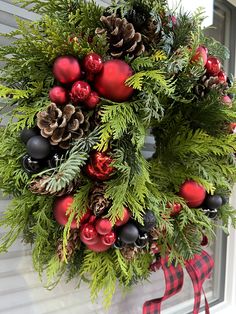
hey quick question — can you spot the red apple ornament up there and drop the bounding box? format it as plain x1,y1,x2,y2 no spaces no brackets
94,60,134,102
95,218,113,235
115,207,131,226
53,195,78,228
218,71,227,83
85,151,114,181
49,86,69,105
70,81,91,103
205,56,221,76
191,46,208,66
84,91,100,109
83,53,103,74
80,224,99,245
53,56,81,84
87,237,111,252
101,231,116,246
179,180,206,208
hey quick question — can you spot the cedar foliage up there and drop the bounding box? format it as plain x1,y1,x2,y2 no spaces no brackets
0,0,236,307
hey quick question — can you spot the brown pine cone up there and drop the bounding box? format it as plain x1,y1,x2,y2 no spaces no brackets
195,75,228,97
142,17,162,47
96,14,145,59
37,103,90,149
120,245,139,261
57,229,80,262
88,184,111,216
29,175,80,196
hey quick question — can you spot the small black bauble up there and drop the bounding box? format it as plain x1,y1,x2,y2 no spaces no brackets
22,155,42,174
221,195,228,206
119,223,139,244
20,128,39,144
27,136,51,160
204,194,222,210
113,237,124,249
134,233,148,248
138,210,157,233
208,209,218,219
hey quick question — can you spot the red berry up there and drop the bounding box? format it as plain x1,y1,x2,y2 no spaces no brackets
70,81,91,103
115,207,131,226
218,71,227,83
95,218,113,235
205,56,221,76
83,53,103,74
84,91,100,109
101,231,116,246
49,86,69,105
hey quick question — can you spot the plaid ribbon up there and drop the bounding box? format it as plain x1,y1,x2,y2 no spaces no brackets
143,250,214,314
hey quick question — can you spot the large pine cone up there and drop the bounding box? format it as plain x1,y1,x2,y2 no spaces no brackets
29,175,80,196
37,103,90,149
57,229,80,262
88,184,111,216
96,14,145,59
195,75,228,97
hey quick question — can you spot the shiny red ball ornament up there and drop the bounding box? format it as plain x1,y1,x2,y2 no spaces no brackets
94,60,134,102
83,53,103,74
53,56,81,84
218,71,227,83
115,207,131,227
85,151,114,181
80,224,99,245
191,46,208,66
70,81,91,103
49,86,69,105
84,91,100,109
205,56,221,76
53,195,78,228
179,180,206,208
167,203,183,217
87,237,111,252
95,218,113,235
101,231,116,246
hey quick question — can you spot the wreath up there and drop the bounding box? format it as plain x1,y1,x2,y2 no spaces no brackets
0,0,236,311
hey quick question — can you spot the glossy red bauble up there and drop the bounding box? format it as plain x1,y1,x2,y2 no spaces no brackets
179,180,206,208
205,56,221,76
218,71,227,83
85,151,114,181
115,207,131,227
53,195,78,228
70,81,91,103
222,95,232,107
83,53,103,74
53,56,81,84
94,60,134,102
87,237,111,252
80,224,99,245
191,46,208,66
101,231,116,246
84,91,100,109
49,86,69,105
95,218,113,235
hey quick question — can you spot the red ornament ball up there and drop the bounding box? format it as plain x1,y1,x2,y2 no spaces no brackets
53,56,81,84
95,218,113,235
222,95,232,107
80,224,99,245
191,46,208,66
49,86,69,105
94,60,134,102
205,56,221,76
87,237,111,252
70,81,91,103
179,180,206,208
218,71,227,83
101,231,116,246
84,91,100,109
229,122,236,134
53,195,78,228
85,151,114,181
115,207,131,227
83,53,103,74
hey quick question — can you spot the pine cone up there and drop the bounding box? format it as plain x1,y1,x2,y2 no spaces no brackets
120,245,139,261
195,75,228,97
37,103,90,149
142,17,162,47
29,175,80,196
57,229,80,262
88,184,111,216
96,14,145,59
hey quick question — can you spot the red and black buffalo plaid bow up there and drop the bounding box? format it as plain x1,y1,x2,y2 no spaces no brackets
143,250,214,314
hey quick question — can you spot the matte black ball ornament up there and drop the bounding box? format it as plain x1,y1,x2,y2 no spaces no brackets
119,223,139,244
27,136,51,160
138,210,157,233
22,155,42,174
204,194,222,210
20,128,38,144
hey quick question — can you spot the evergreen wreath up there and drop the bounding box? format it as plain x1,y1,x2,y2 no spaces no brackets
0,0,236,308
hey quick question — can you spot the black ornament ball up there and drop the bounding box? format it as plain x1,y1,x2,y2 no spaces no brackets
119,223,139,244
204,195,222,210
134,233,148,248
208,209,218,219
20,128,38,144
27,136,51,160
48,153,62,168
221,195,228,206
138,210,157,233
113,237,124,249
22,155,42,174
